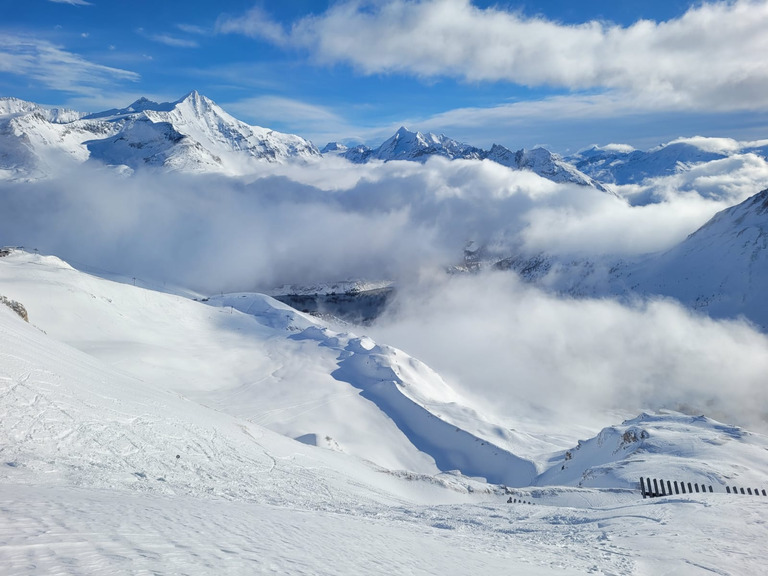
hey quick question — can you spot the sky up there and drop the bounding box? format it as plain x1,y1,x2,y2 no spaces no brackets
2,0,768,152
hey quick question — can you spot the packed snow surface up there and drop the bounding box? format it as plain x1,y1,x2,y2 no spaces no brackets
3,250,768,573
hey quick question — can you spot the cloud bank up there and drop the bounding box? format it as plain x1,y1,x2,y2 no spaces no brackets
370,272,768,434
219,0,768,113
2,155,766,290
2,155,768,433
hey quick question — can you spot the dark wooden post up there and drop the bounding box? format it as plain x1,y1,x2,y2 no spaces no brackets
708,486,713,493
674,481,680,495
640,477,647,498
660,479,666,496
727,486,731,493
681,482,686,494
667,480,673,495
688,482,693,493
748,488,753,495
741,487,745,494
653,478,660,496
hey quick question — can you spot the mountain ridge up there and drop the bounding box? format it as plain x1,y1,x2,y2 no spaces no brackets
332,126,612,193
0,92,320,179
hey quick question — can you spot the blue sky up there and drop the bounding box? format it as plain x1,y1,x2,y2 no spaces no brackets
2,0,768,152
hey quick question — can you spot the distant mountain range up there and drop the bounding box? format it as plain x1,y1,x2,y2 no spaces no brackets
5,91,767,197
324,126,612,193
569,139,768,186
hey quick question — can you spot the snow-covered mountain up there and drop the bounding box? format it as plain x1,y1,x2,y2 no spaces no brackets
606,187,768,327
335,127,611,192
0,92,320,179
486,144,612,193
488,187,768,330
0,97,110,180
569,137,768,187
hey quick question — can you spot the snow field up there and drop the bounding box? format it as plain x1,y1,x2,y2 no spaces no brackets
4,251,768,573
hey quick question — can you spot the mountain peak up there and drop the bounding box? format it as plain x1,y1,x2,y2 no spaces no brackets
173,90,216,112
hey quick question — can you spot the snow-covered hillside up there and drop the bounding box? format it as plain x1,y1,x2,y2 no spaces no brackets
4,249,768,574
606,187,768,327
0,250,540,486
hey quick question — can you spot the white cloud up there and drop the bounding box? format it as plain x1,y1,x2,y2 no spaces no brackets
3,155,768,433
219,0,768,113
176,24,209,36
148,34,199,49
0,34,139,94
49,0,91,5
222,95,368,146
216,6,288,45
370,273,768,433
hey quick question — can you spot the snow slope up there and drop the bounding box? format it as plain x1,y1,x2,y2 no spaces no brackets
0,250,539,485
606,188,768,328
4,250,768,573
538,412,768,490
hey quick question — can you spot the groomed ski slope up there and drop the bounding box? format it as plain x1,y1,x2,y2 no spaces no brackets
3,250,768,574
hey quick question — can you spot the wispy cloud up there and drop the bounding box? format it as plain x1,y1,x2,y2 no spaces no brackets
48,0,91,5
218,0,768,113
149,34,199,49
0,34,139,95
176,24,209,36
216,6,288,45
222,95,359,144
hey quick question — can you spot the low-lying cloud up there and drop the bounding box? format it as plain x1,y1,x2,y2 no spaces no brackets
2,156,767,433
370,272,768,434
1,155,763,290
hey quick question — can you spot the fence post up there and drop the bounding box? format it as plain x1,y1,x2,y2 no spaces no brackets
727,486,731,494
640,477,646,498
653,479,660,497
667,480,673,495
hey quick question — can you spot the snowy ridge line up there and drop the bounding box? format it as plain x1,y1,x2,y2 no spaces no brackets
291,325,539,486
204,290,538,485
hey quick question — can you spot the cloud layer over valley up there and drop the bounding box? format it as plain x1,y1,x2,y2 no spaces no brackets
3,153,768,432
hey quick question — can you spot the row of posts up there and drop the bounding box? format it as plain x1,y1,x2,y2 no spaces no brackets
641,477,767,498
